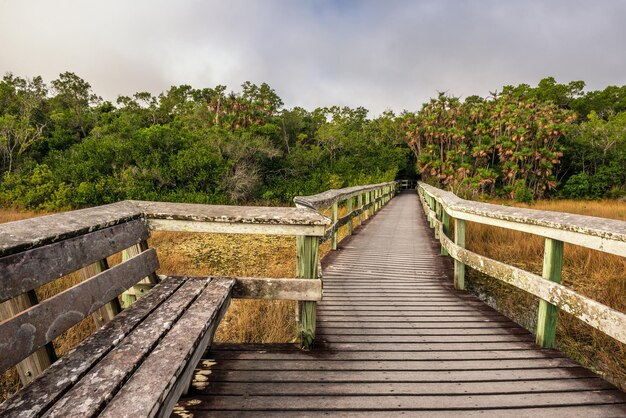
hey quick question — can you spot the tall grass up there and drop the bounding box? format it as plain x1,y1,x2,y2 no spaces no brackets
464,199,626,389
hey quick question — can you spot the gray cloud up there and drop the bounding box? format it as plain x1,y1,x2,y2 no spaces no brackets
1,0,625,115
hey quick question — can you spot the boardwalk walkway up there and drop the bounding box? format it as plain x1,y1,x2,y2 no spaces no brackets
174,191,626,417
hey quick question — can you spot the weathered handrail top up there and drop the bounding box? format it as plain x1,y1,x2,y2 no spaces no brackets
294,181,397,210
0,201,142,258
131,200,330,226
0,200,331,258
419,182,626,246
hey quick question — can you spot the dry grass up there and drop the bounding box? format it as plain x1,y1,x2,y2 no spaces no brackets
0,203,365,402
464,199,626,389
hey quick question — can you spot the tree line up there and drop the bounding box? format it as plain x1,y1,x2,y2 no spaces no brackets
0,72,411,210
0,73,624,210
403,77,626,201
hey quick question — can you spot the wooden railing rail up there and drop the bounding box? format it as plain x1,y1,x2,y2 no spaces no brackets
293,181,399,347
417,181,626,349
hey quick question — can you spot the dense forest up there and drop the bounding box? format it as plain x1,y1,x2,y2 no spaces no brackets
0,73,624,210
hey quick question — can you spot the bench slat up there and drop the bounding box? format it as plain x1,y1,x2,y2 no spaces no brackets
0,219,149,303
45,278,210,417
0,277,185,418
101,278,235,418
0,249,159,374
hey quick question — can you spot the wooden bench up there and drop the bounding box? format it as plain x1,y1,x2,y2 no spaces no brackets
0,213,234,417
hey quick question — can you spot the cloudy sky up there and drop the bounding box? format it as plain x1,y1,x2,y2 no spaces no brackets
1,0,625,115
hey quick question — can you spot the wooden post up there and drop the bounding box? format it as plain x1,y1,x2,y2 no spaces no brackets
428,197,434,228
331,201,339,250
80,259,122,326
454,219,466,290
121,240,159,308
0,291,56,385
536,238,564,348
441,209,450,256
346,197,353,235
434,201,440,239
297,235,319,349
357,193,363,226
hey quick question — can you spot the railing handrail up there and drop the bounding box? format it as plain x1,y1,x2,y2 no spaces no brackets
417,181,626,347
0,200,332,257
294,181,398,211
419,182,626,257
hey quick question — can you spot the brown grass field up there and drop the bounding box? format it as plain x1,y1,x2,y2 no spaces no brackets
464,199,626,390
0,198,624,401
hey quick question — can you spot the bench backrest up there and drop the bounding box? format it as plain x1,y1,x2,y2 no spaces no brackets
0,205,158,375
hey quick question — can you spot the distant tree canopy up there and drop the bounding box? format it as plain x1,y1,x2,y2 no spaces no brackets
402,77,626,201
0,73,623,210
0,72,412,210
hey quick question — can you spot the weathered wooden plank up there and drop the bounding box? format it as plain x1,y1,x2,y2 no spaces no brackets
293,182,396,210
419,182,626,257
209,347,564,361
0,277,185,418
121,240,159,308
0,249,159,374
148,218,327,237
229,277,322,301
79,258,122,327
100,278,235,418
0,290,56,385
45,278,209,417
188,367,597,383
438,229,626,344
202,357,577,371
536,238,564,348
172,405,626,418
0,219,148,303
0,201,142,258
173,391,626,411
316,334,534,343
191,378,614,396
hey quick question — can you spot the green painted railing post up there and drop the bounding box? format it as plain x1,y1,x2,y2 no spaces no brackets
454,219,466,290
346,197,353,235
536,238,564,348
332,201,339,250
297,235,320,349
441,209,450,256
434,201,440,239
357,193,363,226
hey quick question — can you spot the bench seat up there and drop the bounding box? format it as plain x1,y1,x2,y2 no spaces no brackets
0,276,234,418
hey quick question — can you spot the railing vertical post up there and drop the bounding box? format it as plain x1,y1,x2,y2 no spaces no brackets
454,219,466,290
332,201,339,250
428,197,434,228
369,191,373,216
434,200,440,239
357,193,363,226
346,196,353,235
80,259,122,326
441,209,450,256
297,235,320,349
121,240,159,308
536,238,564,348
0,291,56,384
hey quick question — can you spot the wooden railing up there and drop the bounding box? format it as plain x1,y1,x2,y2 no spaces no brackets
417,181,626,348
0,181,398,388
293,181,398,346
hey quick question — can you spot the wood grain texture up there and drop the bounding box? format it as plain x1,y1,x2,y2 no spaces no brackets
0,201,142,258
0,249,159,373
45,278,209,417
0,219,148,303
100,278,234,418
0,277,185,418
176,191,626,416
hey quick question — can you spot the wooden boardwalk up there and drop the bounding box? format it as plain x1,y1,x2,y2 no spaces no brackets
174,191,626,417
